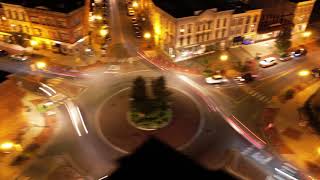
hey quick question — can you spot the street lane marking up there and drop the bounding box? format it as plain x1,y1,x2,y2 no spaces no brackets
254,64,306,90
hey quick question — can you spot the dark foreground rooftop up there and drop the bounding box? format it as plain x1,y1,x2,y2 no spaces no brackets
1,0,84,13
152,0,252,18
107,138,237,180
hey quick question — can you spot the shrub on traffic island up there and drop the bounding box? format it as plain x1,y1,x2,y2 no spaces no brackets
129,76,172,130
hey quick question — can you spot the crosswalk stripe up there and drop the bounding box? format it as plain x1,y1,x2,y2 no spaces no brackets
258,95,266,101
256,94,264,99
265,99,272,104
251,92,257,96
247,90,254,95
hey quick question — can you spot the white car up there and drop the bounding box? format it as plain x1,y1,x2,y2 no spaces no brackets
259,57,277,68
205,75,228,84
10,54,29,61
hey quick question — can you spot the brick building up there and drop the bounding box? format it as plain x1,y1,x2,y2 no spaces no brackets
140,0,315,60
0,0,90,55
146,0,262,61
243,0,315,41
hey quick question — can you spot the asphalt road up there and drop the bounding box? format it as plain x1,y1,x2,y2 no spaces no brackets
0,0,317,179
203,41,320,136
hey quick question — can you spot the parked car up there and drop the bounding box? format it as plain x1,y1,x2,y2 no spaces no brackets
205,75,228,84
135,31,142,38
10,54,29,61
311,68,320,77
131,17,138,24
292,48,307,57
259,57,277,68
133,26,141,31
279,53,293,61
132,22,140,27
0,49,8,56
234,73,256,84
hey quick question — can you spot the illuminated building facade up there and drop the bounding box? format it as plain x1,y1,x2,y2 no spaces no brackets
0,0,90,54
147,0,262,61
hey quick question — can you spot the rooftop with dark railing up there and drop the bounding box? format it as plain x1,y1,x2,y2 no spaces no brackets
0,0,84,13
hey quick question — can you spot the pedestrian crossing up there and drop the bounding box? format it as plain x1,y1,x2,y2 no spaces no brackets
241,86,272,104
46,77,64,86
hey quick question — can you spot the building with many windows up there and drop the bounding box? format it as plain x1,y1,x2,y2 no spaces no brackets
243,0,315,41
146,0,261,60
0,0,90,54
144,0,315,60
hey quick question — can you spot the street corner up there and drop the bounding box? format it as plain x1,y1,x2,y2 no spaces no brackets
45,79,87,98
0,83,58,177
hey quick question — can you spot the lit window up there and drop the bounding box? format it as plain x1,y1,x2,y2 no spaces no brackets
180,38,184,46
187,36,191,44
188,24,192,33
215,30,220,38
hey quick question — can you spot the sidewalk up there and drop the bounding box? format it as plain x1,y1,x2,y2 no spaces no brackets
142,49,202,75
0,41,102,68
269,82,320,178
241,39,277,58
0,79,59,179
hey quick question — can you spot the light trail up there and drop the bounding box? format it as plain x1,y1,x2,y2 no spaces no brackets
76,106,88,134
137,51,166,71
275,168,299,180
40,82,57,94
65,100,82,137
39,87,52,97
177,74,265,149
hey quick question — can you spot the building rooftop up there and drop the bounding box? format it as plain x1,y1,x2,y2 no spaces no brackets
152,0,253,18
289,0,310,3
0,0,84,13
107,138,237,180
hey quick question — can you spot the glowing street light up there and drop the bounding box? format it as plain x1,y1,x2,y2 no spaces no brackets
99,29,109,37
317,147,320,155
132,1,139,8
144,32,151,39
94,15,103,21
302,31,312,38
0,141,14,153
35,61,47,70
298,70,310,77
30,39,38,47
220,54,228,61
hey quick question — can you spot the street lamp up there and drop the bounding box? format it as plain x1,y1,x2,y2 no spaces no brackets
30,39,38,47
302,31,312,38
317,147,320,155
0,141,15,153
143,32,151,39
35,61,47,70
220,54,228,61
99,29,109,37
94,15,103,21
298,70,310,77
132,1,139,8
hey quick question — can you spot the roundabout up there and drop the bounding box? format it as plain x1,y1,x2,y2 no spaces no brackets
96,85,203,153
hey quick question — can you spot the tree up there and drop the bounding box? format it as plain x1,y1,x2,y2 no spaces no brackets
131,76,147,112
276,25,293,53
152,76,170,110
